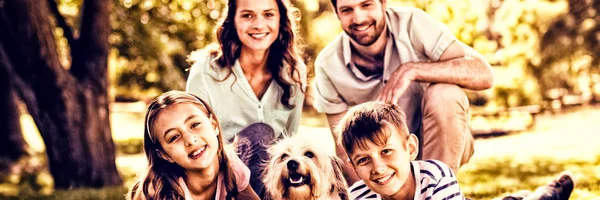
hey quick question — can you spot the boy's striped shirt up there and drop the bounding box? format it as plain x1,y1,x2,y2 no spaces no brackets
348,160,465,200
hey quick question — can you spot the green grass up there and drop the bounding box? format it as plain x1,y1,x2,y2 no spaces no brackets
0,186,127,200
458,155,600,199
4,106,600,199
3,154,598,199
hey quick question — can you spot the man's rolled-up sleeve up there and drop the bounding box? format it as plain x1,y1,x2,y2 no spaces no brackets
312,65,348,114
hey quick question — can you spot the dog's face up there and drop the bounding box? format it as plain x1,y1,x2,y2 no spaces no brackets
263,135,348,200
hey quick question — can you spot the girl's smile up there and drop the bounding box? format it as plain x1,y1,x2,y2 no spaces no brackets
188,145,207,160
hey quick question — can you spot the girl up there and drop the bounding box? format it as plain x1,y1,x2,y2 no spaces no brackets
186,0,305,197
128,91,260,200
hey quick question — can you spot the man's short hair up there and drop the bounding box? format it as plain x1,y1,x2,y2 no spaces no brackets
331,0,338,10
330,0,384,12
335,101,410,157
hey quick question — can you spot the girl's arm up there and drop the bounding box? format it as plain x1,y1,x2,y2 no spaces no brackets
236,186,260,200
225,149,261,200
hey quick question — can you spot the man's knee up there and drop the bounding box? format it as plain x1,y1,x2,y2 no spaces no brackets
421,84,474,170
423,83,469,113
236,123,275,144
244,123,274,133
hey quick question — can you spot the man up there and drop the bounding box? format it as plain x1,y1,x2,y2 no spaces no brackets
313,0,494,184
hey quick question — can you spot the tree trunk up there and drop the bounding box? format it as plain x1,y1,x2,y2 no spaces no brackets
0,44,27,173
0,0,122,188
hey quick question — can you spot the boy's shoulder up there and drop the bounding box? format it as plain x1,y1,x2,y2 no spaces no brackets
347,181,381,200
347,160,462,200
413,159,456,181
414,160,465,200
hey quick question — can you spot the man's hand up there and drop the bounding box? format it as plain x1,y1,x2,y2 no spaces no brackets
376,63,416,103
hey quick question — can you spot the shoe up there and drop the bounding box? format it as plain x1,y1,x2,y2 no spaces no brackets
553,171,574,200
502,190,532,200
529,171,575,200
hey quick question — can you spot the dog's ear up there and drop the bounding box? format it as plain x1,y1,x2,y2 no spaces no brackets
262,159,284,200
330,156,349,198
330,156,346,177
338,189,350,200
280,129,292,139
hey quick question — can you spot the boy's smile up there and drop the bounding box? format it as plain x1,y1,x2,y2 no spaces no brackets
372,171,395,185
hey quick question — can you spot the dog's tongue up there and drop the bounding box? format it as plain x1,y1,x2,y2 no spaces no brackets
289,176,303,184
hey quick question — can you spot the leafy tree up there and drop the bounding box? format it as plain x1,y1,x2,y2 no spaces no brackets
404,0,600,108
536,0,600,100
108,0,337,102
388,0,585,108
109,0,225,99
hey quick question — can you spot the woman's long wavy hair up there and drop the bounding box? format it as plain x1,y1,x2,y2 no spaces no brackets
213,0,304,109
128,91,239,200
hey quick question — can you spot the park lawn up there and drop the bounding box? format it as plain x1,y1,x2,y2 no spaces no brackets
0,186,126,200
3,156,598,200
457,105,600,199
3,106,600,199
458,155,600,199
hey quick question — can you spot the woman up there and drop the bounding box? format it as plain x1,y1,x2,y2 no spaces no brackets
186,0,305,197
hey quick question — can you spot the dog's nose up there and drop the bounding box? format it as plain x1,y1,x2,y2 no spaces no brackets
287,160,299,170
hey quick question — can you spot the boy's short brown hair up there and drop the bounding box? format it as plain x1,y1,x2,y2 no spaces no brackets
335,101,410,158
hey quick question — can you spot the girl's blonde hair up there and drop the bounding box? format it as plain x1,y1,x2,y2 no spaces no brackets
129,90,238,200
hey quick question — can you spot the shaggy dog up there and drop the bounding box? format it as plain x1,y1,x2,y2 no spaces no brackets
263,134,349,200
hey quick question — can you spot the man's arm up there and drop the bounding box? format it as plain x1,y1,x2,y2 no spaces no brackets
409,41,494,90
326,111,360,185
378,41,494,102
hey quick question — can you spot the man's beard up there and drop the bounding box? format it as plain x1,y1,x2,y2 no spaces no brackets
345,17,386,46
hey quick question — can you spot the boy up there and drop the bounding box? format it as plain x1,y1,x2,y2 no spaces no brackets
336,101,464,200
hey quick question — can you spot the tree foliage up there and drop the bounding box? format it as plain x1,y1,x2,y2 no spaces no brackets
58,0,600,105
389,0,599,108
110,0,225,99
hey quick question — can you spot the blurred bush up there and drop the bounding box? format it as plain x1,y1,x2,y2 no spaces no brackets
50,0,600,107
116,139,144,155
0,153,53,197
109,0,225,100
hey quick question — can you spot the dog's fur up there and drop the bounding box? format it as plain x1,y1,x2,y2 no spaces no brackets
263,134,349,200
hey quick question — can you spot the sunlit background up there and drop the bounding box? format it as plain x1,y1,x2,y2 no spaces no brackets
2,0,600,199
